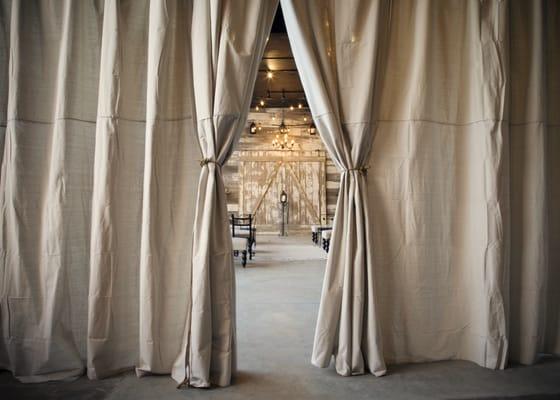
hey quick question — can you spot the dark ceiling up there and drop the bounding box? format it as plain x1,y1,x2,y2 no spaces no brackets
251,5,307,109
270,5,287,33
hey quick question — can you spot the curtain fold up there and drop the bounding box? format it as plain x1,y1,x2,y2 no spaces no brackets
174,0,278,387
137,0,198,377
0,0,9,165
282,0,389,377
508,0,560,364
0,0,103,381
87,0,149,379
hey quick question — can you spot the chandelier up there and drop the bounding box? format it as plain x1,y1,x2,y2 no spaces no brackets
272,120,295,150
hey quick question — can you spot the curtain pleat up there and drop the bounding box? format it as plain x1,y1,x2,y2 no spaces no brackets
0,0,10,166
87,0,149,379
175,0,278,387
0,0,103,382
508,0,560,364
137,0,199,378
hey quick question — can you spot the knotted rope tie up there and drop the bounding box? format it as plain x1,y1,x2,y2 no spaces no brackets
343,165,370,175
200,158,221,168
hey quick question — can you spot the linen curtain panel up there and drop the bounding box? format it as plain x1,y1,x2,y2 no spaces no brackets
0,0,276,385
283,0,559,377
281,0,388,377
176,0,277,388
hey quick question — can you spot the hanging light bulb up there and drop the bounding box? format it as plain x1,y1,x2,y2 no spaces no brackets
255,105,260,111
266,70,273,79
303,116,308,122
289,105,294,111
298,103,303,109
260,99,265,107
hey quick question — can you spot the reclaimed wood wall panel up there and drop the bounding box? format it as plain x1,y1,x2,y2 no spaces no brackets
224,119,340,232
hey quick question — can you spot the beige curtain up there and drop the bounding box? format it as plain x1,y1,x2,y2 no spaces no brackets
509,0,560,364
0,0,558,387
0,0,8,166
284,0,559,376
281,0,388,377
0,1,106,382
0,0,197,383
176,0,278,388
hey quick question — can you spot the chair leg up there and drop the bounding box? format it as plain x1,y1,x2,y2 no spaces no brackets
242,250,247,267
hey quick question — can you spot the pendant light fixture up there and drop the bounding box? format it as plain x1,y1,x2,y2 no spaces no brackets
308,122,316,135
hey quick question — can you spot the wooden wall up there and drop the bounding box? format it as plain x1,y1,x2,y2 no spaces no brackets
223,112,340,232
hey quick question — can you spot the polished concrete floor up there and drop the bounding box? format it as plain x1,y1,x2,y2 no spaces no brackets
1,234,559,399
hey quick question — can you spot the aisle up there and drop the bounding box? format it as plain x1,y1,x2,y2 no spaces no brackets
234,233,326,396
235,233,327,265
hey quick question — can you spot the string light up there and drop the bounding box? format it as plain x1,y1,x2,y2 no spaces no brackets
298,103,302,109
260,99,265,107
289,105,294,111
266,71,273,79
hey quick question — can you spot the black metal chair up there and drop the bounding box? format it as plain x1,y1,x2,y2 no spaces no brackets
321,229,332,252
232,237,249,267
230,214,256,259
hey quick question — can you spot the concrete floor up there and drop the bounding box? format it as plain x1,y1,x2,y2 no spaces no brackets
1,234,559,399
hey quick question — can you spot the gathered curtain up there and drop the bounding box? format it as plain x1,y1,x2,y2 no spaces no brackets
282,0,559,377
176,0,277,388
281,0,388,377
0,0,277,386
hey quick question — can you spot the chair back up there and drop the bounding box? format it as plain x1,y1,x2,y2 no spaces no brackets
230,214,253,237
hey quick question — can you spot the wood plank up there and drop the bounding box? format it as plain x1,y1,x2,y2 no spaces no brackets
251,161,282,216
285,162,320,223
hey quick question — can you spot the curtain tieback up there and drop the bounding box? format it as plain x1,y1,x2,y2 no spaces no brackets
342,166,369,175
200,158,222,168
